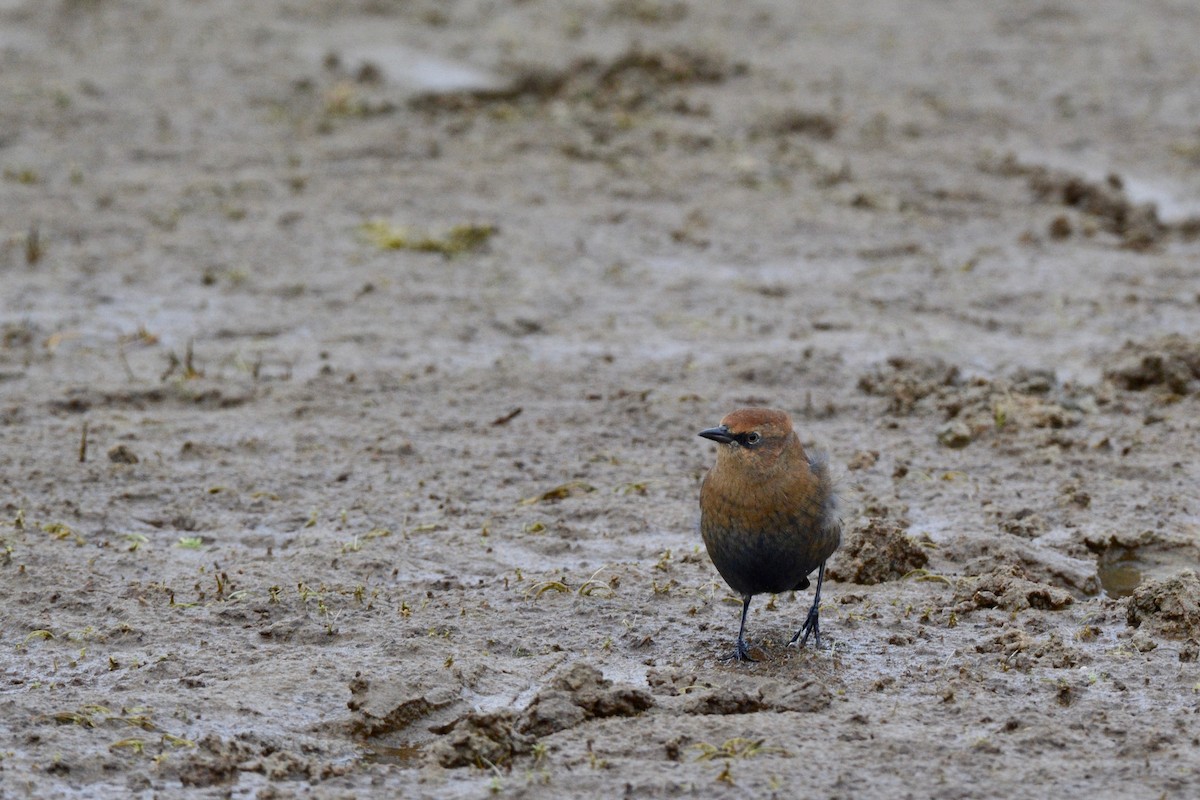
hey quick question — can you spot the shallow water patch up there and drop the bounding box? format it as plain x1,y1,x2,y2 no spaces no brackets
1096,547,1143,598
1092,538,1200,599
360,742,423,766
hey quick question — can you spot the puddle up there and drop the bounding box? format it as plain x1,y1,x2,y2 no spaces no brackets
294,25,504,95
334,45,504,93
1094,536,1200,599
360,742,423,766
1096,547,1143,598
1121,177,1200,223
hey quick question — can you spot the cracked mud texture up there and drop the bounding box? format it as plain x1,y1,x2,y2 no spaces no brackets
3,1,1200,798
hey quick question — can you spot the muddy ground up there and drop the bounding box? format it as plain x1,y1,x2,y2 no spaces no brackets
3,1,1200,797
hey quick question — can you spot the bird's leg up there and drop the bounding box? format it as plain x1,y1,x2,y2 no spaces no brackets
789,562,826,649
723,594,756,662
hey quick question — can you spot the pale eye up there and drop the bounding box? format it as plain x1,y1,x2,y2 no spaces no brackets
745,432,761,445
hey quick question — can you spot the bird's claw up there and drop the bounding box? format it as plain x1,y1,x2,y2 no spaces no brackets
789,606,821,649
722,638,757,663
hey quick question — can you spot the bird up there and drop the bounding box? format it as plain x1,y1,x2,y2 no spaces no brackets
698,407,841,662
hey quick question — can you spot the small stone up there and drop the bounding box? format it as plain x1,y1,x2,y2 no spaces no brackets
1130,630,1158,652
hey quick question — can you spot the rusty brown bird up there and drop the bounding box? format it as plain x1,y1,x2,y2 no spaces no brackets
698,408,841,661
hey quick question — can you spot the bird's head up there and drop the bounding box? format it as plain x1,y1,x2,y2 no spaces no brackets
698,407,802,471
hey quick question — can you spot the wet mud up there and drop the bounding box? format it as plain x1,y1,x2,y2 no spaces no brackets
2,1,1200,797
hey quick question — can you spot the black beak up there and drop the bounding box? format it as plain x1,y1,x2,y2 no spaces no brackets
698,424,734,444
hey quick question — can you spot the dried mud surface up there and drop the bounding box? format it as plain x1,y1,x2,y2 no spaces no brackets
3,1,1200,798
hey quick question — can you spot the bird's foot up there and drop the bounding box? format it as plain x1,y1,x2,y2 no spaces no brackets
721,637,757,663
788,606,821,649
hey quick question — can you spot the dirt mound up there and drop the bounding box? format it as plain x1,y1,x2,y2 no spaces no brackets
827,517,929,584
518,662,654,736
857,356,961,415
974,628,1086,671
943,532,1100,597
357,662,654,768
172,733,350,788
936,378,1085,447
858,358,1088,447
955,565,1074,613
1027,166,1165,250
1104,335,1200,394
346,673,459,738
429,710,532,769
985,154,1200,248
1126,570,1200,639
682,687,765,715
682,678,831,715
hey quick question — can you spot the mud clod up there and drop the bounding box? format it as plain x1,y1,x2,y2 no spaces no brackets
519,690,588,736
430,710,532,769
859,358,1083,437
428,664,653,766
827,518,929,585
975,628,1084,670
645,668,701,695
956,565,1074,613
519,662,654,736
1126,570,1200,639
107,444,139,464
683,679,831,715
682,687,765,715
347,674,457,738
857,356,960,414
173,733,347,787
1104,335,1200,394
937,420,973,448
1028,168,1165,248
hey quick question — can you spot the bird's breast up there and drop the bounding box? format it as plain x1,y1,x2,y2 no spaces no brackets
699,465,840,596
